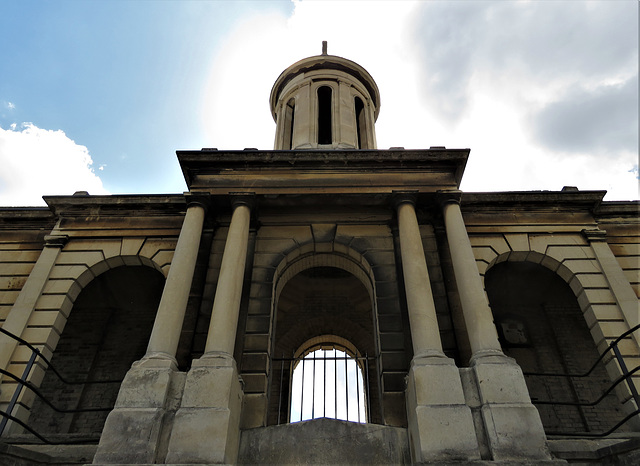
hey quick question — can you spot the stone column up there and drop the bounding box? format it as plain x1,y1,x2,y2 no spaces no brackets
394,194,479,463
583,229,640,346
337,79,356,148
440,193,502,356
396,196,445,357
439,190,550,461
94,196,208,465
0,235,67,379
167,195,253,465
143,199,208,368
293,82,312,149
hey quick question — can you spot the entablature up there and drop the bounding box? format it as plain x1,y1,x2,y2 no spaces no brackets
178,148,469,195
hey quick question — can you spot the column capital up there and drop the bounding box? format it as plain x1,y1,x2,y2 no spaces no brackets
44,234,69,248
391,190,418,209
582,228,608,242
230,192,256,210
184,192,211,213
436,189,462,207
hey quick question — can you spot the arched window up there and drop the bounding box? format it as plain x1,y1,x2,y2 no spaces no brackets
354,96,368,149
290,340,367,423
283,98,295,150
317,86,332,145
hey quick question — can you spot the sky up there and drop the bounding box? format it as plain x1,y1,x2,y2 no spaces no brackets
0,0,638,206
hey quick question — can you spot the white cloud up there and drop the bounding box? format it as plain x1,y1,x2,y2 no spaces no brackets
0,123,108,206
200,0,637,201
6,102,15,110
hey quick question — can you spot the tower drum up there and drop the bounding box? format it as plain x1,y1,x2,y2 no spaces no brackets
270,46,380,150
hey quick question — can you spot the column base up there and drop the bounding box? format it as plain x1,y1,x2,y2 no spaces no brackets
470,351,551,461
165,352,244,464
406,354,480,463
93,357,184,464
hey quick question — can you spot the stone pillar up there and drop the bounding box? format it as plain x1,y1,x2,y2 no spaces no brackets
337,79,356,148
0,235,67,379
394,194,479,463
293,82,312,149
93,197,208,465
439,190,551,461
144,199,208,368
166,195,253,465
583,229,640,346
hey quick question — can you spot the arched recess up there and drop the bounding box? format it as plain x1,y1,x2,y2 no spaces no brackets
484,256,629,434
267,251,382,426
27,262,165,437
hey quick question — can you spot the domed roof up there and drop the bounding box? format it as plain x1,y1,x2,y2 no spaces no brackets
269,52,381,122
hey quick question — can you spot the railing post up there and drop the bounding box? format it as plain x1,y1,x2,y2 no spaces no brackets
612,343,640,411
0,351,37,436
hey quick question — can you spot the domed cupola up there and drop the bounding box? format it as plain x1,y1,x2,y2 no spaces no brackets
270,42,380,150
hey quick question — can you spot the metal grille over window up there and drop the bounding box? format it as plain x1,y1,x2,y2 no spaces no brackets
289,346,368,423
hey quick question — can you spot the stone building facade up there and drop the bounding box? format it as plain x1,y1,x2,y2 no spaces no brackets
0,48,639,464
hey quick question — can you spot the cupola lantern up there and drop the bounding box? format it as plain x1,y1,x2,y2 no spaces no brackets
270,43,380,150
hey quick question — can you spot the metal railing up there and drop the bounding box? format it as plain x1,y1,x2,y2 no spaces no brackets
273,348,374,425
523,323,640,437
0,327,121,444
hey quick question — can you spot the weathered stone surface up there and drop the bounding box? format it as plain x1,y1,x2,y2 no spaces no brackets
405,356,480,463
239,418,410,464
471,354,551,461
92,408,165,464
166,357,244,464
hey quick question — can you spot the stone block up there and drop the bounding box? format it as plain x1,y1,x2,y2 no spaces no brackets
600,320,632,339
471,246,497,265
471,354,552,461
469,235,511,255
180,364,237,408
382,392,407,427
56,250,104,268
166,359,243,464
378,314,403,332
120,237,145,256
26,309,67,332
473,355,533,404
93,407,165,464
409,359,466,406
167,408,238,463
380,332,405,351
21,327,59,352
409,404,480,462
151,250,174,269
243,333,269,352
405,356,479,462
42,278,80,296
241,352,269,372
113,366,174,409
242,373,268,393
480,404,550,461
241,393,267,429
121,255,143,267
380,351,408,371
504,233,530,251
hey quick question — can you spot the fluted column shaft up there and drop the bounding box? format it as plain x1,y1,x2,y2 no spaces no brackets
204,197,252,355
145,201,206,362
396,197,444,357
441,192,501,355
